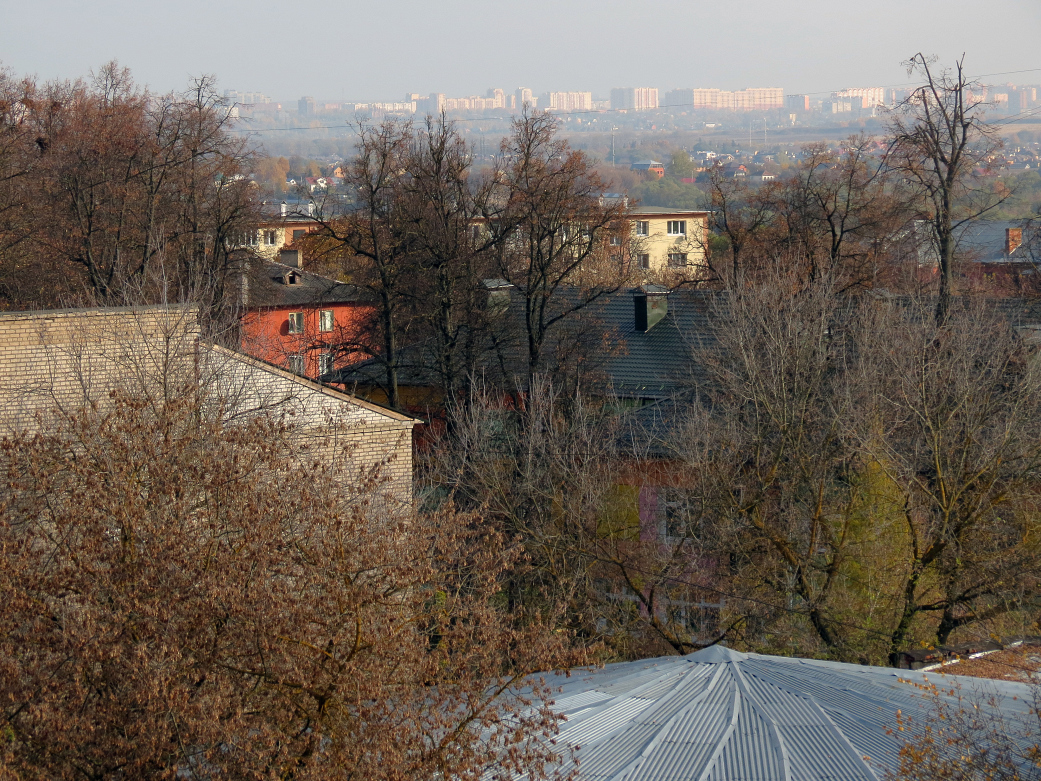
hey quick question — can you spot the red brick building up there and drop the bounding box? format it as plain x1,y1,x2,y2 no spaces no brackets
239,251,373,379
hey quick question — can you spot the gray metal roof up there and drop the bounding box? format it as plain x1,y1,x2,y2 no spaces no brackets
531,645,1034,781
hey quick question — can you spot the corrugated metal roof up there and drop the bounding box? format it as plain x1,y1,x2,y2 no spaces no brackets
531,645,1034,781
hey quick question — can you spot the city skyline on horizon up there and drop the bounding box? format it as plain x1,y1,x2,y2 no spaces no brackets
2,0,1038,103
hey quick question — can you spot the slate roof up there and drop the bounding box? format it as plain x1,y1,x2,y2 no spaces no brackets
628,206,711,216
955,220,1036,263
324,287,717,400
598,289,716,399
325,286,1041,409
533,645,1035,781
242,260,369,309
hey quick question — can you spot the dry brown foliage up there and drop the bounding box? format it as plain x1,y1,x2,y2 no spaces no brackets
0,388,580,779
890,677,1041,781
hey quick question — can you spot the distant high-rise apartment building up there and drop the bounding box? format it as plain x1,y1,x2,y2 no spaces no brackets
485,88,507,109
225,90,272,105
515,87,535,110
785,94,811,111
298,96,317,116
688,88,783,110
542,91,593,112
833,87,885,108
610,87,659,112
415,93,446,115
1011,86,1036,112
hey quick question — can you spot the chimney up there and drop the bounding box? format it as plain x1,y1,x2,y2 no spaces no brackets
280,200,287,217
280,248,301,268
634,285,669,332
240,259,250,307
1006,227,1023,256
481,278,514,317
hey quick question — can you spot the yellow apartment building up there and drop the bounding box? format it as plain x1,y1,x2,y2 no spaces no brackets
628,207,710,277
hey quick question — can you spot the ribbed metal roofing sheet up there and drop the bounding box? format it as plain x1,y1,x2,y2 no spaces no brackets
531,645,1033,781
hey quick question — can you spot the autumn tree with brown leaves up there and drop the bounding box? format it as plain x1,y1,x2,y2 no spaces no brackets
0,353,581,780
0,62,258,318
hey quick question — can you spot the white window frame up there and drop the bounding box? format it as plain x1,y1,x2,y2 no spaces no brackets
264,230,277,245
318,352,334,376
610,235,622,246
635,221,649,236
667,220,686,236
287,312,304,334
319,309,334,333
667,252,688,268
288,354,306,375
638,253,650,269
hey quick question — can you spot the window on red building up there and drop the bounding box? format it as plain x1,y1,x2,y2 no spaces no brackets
288,312,304,334
318,352,334,376
319,310,334,333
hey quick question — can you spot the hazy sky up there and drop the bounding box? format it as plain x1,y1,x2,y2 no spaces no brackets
3,0,1039,102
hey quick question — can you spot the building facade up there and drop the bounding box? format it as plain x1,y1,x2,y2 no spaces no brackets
0,306,415,501
684,87,784,110
628,207,710,275
611,87,659,112
239,255,373,381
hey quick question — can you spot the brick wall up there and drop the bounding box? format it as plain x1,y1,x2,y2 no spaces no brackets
0,306,416,503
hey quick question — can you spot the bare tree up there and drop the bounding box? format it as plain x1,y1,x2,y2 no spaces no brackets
310,119,418,409
775,135,905,289
849,296,1041,662
0,332,581,781
397,114,509,408
0,62,258,315
885,54,1006,324
495,111,631,392
423,377,729,658
706,164,776,283
890,674,1041,781
678,272,870,657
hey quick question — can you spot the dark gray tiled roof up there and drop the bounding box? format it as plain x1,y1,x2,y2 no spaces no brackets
325,287,716,399
596,290,717,399
325,287,1041,406
242,261,369,309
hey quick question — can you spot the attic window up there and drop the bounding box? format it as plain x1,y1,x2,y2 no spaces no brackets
284,271,301,286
